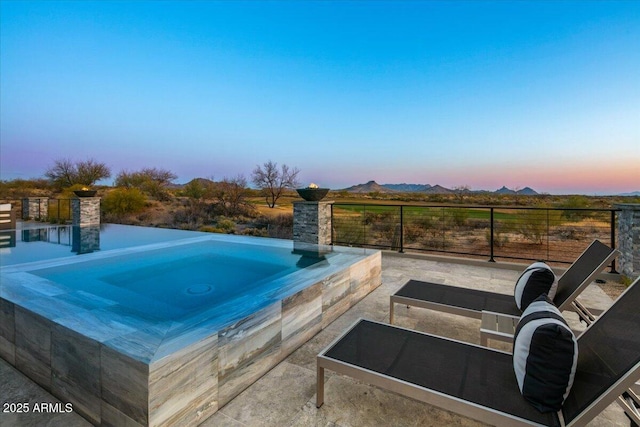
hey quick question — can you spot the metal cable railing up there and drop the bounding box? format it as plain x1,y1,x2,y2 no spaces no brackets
331,203,618,269
21,198,73,223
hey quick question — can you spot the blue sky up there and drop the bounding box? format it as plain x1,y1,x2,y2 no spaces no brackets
1,1,639,194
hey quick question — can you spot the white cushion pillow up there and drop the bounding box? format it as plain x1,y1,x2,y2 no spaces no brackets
513,295,578,413
514,262,557,311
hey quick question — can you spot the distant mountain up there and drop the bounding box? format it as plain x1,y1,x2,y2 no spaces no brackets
517,187,539,196
343,180,398,194
169,177,216,189
619,191,640,197
494,186,539,195
343,181,539,195
423,184,454,194
382,183,432,192
495,186,516,195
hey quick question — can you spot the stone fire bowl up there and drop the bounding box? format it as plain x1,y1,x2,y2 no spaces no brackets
296,188,330,201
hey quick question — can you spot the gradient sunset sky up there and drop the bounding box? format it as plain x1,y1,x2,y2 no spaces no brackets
1,1,639,194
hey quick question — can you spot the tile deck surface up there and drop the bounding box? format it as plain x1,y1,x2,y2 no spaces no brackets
0,253,630,426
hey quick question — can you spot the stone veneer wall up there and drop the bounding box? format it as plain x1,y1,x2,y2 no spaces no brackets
615,204,640,279
22,197,48,220
71,197,100,226
0,251,382,426
292,201,332,245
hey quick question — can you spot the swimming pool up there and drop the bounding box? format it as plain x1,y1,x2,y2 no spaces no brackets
0,228,381,426
0,222,210,266
29,237,325,321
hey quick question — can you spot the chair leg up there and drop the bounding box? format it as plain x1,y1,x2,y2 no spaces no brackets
316,365,325,408
390,301,395,324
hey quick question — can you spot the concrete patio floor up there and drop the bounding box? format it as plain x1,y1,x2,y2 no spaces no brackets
1,253,631,426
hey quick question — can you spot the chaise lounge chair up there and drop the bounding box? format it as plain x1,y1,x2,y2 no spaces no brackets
317,277,640,426
390,239,618,325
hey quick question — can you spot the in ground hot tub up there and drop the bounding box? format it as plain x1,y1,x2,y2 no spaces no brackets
0,233,381,426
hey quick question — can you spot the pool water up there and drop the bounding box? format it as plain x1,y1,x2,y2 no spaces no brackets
0,223,211,266
31,239,322,321
1,225,382,426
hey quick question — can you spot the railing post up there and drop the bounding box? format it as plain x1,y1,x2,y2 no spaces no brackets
362,204,366,247
546,209,550,261
610,209,618,273
441,207,445,249
330,203,334,245
399,205,404,253
489,207,495,262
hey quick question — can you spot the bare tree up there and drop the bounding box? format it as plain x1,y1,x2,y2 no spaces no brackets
45,158,111,189
216,175,252,216
45,159,75,188
452,185,470,203
251,160,300,208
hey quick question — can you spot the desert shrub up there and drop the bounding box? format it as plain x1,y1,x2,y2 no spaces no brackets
182,180,206,200
558,196,591,222
515,209,563,244
363,211,391,226
250,214,293,239
115,168,176,201
47,199,72,223
0,178,53,199
414,215,434,230
136,211,152,222
370,214,397,242
403,224,425,243
270,213,293,228
404,210,437,238
516,211,546,244
216,218,237,233
331,215,364,246
555,226,586,241
466,236,479,245
334,225,364,246
268,214,293,238
485,228,509,248
445,208,469,227
172,201,215,229
240,227,269,237
199,219,236,234
422,234,449,250
102,188,147,217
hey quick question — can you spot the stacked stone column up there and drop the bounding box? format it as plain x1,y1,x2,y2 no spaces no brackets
616,204,640,279
292,201,332,245
71,197,101,253
71,197,100,226
22,197,48,221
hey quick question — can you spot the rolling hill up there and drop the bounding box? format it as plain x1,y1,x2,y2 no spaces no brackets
342,181,539,195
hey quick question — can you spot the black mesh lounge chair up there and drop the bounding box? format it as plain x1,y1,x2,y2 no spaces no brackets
317,277,640,426
390,239,618,324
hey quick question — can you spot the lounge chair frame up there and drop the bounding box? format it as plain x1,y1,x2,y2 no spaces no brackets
390,240,618,324
318,279,640,426
317,321,547,426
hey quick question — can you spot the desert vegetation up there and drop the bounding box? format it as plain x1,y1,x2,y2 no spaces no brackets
1,158,638,256
0,158,305,239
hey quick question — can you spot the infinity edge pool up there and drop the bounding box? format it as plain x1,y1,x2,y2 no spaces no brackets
0,232,381,426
